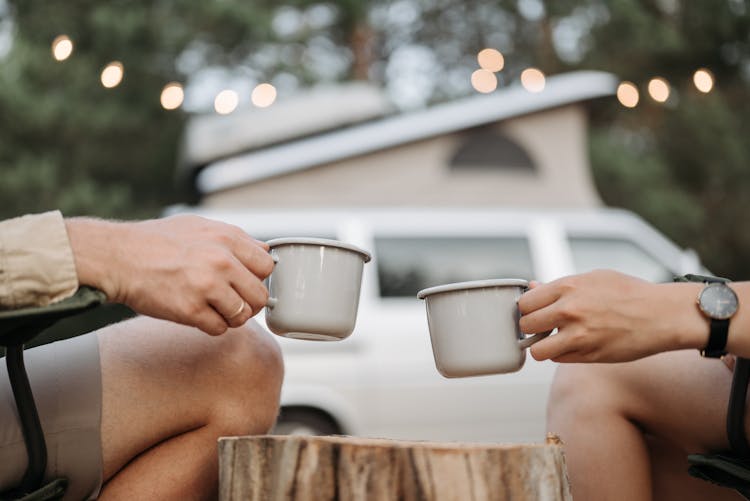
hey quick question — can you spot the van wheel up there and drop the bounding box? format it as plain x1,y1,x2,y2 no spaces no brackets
272,408,341,436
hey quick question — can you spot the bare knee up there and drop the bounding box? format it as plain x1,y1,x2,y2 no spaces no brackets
204,321,284,435
548,364,588,430
548,364,627,433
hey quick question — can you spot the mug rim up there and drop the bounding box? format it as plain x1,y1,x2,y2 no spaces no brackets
266,237,372,263
417,278,529,299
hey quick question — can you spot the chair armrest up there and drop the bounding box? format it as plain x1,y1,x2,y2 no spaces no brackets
0,287,106,346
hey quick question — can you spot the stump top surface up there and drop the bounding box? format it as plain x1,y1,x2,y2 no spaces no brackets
219,433,563,452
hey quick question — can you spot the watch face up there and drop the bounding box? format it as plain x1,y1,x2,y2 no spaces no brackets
698,283,739,320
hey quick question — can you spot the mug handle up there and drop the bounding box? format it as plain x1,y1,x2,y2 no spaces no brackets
518,330,552,350
265,253,280,309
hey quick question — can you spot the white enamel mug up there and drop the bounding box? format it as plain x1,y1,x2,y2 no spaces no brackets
265,238,371,341
417,279,551,377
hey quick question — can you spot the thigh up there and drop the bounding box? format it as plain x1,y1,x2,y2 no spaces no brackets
592,349,735,454
647,434,742,501
97,315,278,481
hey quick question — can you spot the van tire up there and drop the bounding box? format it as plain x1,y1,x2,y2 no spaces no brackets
272,407,341,436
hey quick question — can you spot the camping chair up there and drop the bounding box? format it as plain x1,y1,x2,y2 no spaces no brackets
0,287,105,501
687,355,750,499
673,274,750,499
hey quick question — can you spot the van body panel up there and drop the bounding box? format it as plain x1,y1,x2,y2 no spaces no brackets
165,206,703,442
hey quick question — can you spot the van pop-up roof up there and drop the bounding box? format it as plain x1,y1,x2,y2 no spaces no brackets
181,71,618,209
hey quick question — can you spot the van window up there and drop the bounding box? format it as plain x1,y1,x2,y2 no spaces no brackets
568,237,672,283
450,129,536,172
375,236,534,297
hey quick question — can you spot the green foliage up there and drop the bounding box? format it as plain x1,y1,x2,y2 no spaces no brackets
0,0,287,220
590,126,704,241
580,1,750,278
1,1,182,219
1,0,749,279
0,0,365,220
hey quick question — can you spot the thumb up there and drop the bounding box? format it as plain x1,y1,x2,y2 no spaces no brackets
528,280,542,289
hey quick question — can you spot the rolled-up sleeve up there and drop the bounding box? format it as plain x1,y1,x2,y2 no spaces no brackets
0,211,79,308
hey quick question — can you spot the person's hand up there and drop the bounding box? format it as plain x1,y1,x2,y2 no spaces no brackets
518,269,707,363
66,214,275,335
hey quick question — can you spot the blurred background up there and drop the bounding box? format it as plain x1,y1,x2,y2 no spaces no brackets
2,0,749,280
3,0,750,442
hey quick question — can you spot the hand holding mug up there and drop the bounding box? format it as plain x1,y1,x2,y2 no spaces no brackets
66,214,274,336
517,270,705,363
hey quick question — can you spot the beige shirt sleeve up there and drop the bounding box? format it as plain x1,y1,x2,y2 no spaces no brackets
0,211,79,308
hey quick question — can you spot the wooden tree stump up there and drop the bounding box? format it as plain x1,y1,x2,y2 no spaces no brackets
218,434,571,501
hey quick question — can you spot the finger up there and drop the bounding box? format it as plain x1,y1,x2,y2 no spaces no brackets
206,253,269,317
233,228,269,251
518,281,562,315
232,239,276,279
550,351,587,364
202,263,257,327
224,297,252,328
229,266,270,316
207,285,252,328
251,237,270,251
529,329,579,361
193,307,230,336
518,305,563,338
227,299,253,327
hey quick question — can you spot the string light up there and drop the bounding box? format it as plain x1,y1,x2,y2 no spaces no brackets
42,45,723,113
52,35,73,61
101,62,124,89
160,82,184,110
471,69,498,93
215,90,239,115
251,83,277,108
521,68,545,93
616,81,639,108
647,77,670,103
693,68,714,93
477,48,504,72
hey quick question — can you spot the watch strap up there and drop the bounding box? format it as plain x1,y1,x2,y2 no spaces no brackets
675,274,732,358
702,318,729,358
674,273,729,284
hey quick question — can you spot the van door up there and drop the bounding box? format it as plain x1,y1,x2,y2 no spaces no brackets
358,232,556,442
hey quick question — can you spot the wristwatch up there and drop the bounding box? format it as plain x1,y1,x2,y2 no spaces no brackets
695,278,739,358
675,274,739,358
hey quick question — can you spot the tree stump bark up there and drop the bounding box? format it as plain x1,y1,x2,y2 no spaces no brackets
218,434,571,501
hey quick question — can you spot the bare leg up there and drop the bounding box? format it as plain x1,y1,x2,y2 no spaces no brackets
96,316,283,500
548,350,740,501
647,435,742,501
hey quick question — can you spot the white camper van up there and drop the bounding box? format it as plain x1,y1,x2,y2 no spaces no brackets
166,205,705,444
